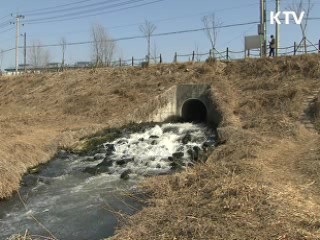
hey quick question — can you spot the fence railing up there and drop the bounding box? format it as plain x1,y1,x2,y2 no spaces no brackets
4,40,320,74
110,40,320,67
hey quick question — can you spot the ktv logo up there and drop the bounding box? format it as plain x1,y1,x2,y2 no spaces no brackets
270,11,305,24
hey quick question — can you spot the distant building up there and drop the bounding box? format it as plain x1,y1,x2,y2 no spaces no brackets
19,64,32,68
47,62,60,68
74,61,92,68
4,64,32,72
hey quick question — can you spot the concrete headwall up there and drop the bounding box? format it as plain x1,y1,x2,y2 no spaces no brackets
148,86,177,122
130,84,222,127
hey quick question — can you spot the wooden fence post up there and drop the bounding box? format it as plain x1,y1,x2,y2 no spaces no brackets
160,54,162,64
119,58,122,67
192,51,195,62
174,52,177,63
318,39,320,54
294,42,297,55
226,47,229,61
132,57,134,66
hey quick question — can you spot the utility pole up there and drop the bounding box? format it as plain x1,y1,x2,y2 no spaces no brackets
260,0,264,57
275,0,280,56
24,32,27,73
260,0,267,57
14,14,24,74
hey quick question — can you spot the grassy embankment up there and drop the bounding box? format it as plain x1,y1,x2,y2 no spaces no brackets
0,55,320,239
115,56,320,239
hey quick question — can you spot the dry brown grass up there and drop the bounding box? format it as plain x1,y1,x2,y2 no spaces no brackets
1,56,320,239
309,95,320,131
114,56,320,239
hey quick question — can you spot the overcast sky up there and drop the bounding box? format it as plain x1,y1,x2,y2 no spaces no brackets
0,0,320,69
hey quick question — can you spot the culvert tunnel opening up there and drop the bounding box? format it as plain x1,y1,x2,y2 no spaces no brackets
181,99,207,123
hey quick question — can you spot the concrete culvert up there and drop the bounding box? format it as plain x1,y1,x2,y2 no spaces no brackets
181,99,207,123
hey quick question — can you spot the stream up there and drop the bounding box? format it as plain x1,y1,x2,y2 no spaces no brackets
0,122,215,240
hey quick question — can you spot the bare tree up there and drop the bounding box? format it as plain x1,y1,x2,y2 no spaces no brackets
103,39,116,67
91,23,116,67
28,40,50,67
289,0,313,53
151,41,158,64
60,37,67,71
194,42,201,62
202,13,221,58
139,20,156,64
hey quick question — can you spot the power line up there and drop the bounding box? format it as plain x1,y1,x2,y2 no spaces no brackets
25,3,265,39
23,1,259,32
0,20,11,29
0,26,15,35
24,0,165,25
27,0,125,17
224,25,256,47
12,21,260,50
0,15,11,22
22,0,95,14
24,1,270,39
24,0,154,23
1,47,15,53
108,2,262,29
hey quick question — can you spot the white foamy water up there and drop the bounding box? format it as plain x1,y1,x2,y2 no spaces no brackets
0,123,214,240
95,123,213,176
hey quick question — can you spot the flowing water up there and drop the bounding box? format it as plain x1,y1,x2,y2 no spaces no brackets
0,123,215,240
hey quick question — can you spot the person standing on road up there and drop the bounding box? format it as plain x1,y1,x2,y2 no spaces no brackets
269,35,276,57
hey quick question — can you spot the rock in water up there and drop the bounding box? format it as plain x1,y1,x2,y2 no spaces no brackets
83,167,97,175
116,160,126,166
182,133,192,144
149,135,159,139
170,160,183,170
117,139,128,145
172,152,184,159
28,167,41,174
97,158,113,168
150,140,158,145
116,157,134,166
202,137,215,149
105,144,116,155
83,158,113,175
96,147,107,154
193,146,201,162
187,149,196,161
120,169,132,180
83,165,110,175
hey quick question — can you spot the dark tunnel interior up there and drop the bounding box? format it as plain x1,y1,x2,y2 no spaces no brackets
181,99,207,123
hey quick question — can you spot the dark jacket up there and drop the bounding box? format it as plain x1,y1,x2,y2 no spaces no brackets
270,38,276,49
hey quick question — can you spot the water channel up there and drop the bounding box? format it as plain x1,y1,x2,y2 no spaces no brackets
0,122,215,240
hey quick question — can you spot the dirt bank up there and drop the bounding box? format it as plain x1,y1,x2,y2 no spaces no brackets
1,56,320,239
